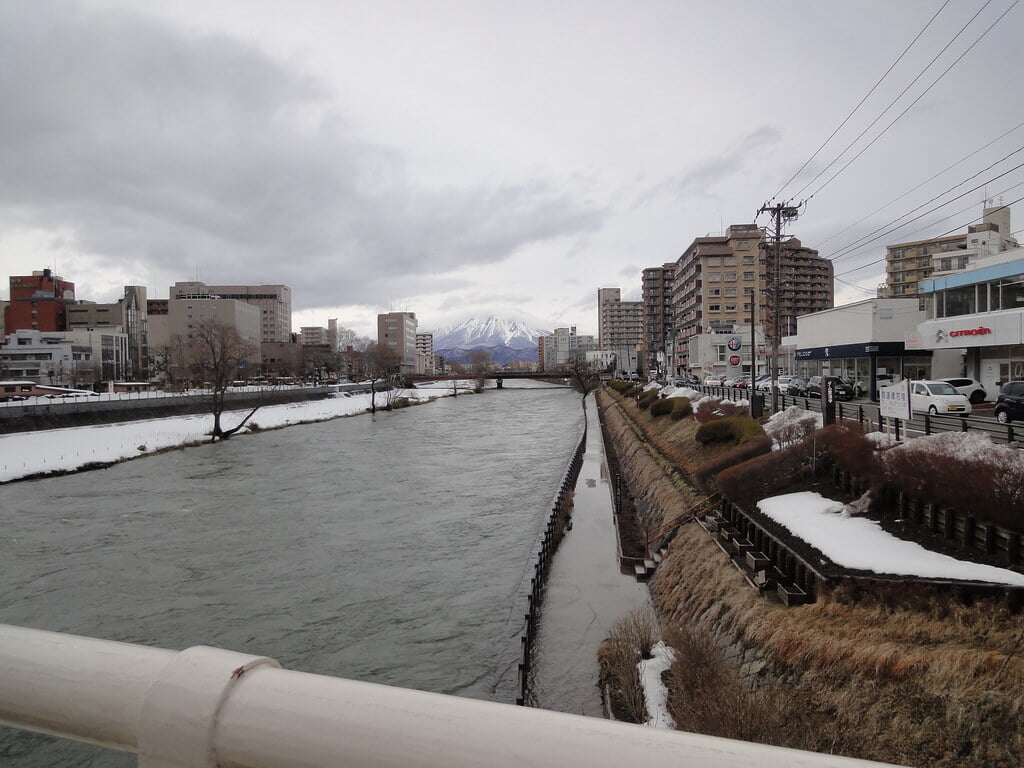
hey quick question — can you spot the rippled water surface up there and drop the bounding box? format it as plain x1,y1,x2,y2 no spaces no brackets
0,383,582,765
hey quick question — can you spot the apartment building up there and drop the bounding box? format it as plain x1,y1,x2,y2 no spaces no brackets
769,238,834,341
537,335,553,372
597,288,643,373
377,312,418,374
4,269,76,333
641,263,676,376
170,282,292,343
416,332,437,375
884,204,1018,298
668,223,831,376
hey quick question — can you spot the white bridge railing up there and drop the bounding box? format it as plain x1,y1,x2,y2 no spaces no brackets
0,624,901,768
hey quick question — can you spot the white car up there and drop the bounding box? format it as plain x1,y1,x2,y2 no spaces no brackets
909,380,971,416
849,374,900,397
755,375,792,392
939,377,988,404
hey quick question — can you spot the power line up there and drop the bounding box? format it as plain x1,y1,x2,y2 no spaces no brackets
787,0,1000,202
817,119,1024,247
828,148,1024,263
831,176,1024,270
835,191,1024,277
770,0,950,202
806,0,1020,201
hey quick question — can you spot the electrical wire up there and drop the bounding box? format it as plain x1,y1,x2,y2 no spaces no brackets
835,191,1024,277
827,149,1024,262
832,177,1024,269
770,0,950,203
806,0,1020,201
816,119,1024,247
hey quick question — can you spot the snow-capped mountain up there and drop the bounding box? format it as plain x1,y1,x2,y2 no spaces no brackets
428,316,551,364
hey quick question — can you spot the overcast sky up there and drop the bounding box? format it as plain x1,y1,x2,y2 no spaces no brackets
2,0,1022,336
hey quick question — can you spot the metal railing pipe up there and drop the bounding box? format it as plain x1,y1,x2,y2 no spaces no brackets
0,624,173,751
0,624,901,768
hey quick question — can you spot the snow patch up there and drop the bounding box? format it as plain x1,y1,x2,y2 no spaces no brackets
757,491,1024,586
639,641,677,729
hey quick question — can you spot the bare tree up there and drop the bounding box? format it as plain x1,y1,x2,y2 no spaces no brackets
363,342,401,414
181,321,260,441
467,348,492,393
562,351,599,403
448,360,467,396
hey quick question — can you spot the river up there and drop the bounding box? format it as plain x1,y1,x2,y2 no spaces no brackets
0,382,582,766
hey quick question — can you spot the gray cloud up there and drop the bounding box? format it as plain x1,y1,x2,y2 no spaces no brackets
632,126,783,209
0,3,606,307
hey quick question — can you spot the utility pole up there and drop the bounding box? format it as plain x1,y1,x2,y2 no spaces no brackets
757,201,801,413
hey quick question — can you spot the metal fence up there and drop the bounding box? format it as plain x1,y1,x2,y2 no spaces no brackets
693,385,1019,445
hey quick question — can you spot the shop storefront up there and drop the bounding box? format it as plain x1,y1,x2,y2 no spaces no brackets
794,341,932,398
910,249,1024,393
794,298,932,399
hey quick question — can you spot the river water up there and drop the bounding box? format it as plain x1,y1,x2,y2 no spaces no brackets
0,382,583,766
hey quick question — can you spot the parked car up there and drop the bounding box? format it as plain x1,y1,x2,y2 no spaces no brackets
703,374,727,386
939,377,988,404
763,375,796,394
807,376,853,401
786,377,810,396
909,380,971,416
994,380,1024,424
847,373,899,397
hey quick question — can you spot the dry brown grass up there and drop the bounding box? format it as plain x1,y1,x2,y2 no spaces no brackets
662,622,821,751
602,386,1024,766
597,605,659,723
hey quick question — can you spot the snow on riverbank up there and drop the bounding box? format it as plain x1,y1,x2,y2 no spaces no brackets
638,641,677,729
0,384,466,483
758,491,1024,586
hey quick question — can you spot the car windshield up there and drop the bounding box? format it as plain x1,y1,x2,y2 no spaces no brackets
927,382,957,396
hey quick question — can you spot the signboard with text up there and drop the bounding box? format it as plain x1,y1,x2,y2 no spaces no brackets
879,380,912,421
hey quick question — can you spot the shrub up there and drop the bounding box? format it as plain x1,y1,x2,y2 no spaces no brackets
694,435,773,493
695,416,765,446
717,441,821,511
879,433,1024,528
607,380,633,393
650,397,675,417
670,397,693,420
637,389,660,410
764,406,820,449
814,422,882,481
694,397,749,423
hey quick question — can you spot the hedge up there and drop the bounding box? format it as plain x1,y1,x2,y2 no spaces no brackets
694,416,765,446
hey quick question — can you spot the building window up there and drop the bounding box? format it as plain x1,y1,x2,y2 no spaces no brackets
708,289,721,297
708,304,721,311
725,288,737,297
724,273,737,281
743,271,755,280
708,272,721,282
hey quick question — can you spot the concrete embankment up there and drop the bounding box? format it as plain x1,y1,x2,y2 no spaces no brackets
0,387,333,434
595,386,1024,768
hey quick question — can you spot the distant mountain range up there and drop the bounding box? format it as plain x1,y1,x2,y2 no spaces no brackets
428,316,550,365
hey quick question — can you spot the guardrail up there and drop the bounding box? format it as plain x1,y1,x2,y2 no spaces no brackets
0,624,899,768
